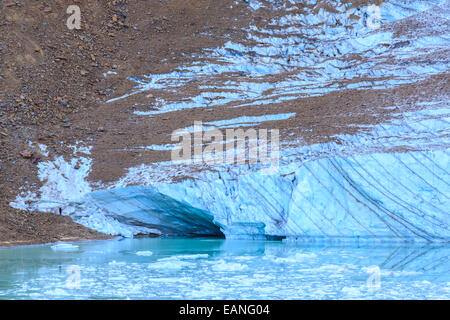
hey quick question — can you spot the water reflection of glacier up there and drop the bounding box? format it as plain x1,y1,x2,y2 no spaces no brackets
0,238,448,299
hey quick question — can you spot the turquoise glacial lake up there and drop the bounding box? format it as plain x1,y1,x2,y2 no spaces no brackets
0,238,448,299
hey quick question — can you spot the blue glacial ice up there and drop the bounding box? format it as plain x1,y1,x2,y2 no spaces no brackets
61,148,447,242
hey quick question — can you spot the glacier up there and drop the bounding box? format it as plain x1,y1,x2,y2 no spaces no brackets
9,0,450,242
11,132,450,242
61,148,448,242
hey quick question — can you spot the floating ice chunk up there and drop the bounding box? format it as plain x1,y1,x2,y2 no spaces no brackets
211,259,248,272
51,243,79,251
264,252,317,264
341,286,362,297
148,260,194,271
159,254,209,261
136,251,153,256
108,260,126,266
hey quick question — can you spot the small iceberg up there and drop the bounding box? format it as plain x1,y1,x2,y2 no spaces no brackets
136,251,153,256
51,243,80,252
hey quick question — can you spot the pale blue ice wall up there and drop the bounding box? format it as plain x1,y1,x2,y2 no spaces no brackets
74,150,449,242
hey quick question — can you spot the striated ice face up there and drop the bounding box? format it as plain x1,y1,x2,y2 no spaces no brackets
62,148,447,242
